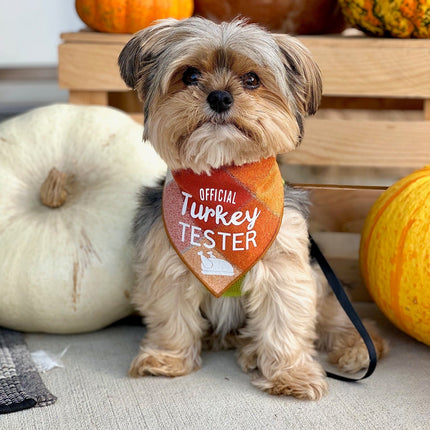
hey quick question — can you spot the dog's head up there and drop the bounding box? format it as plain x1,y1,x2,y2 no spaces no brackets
119,17,322,174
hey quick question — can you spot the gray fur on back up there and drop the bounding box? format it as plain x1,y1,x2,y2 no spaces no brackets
132,178,310,246
284,184,310,220
132,178,164,246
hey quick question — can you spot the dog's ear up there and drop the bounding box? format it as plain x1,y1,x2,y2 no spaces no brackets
272,34,322,116
118,19,178,97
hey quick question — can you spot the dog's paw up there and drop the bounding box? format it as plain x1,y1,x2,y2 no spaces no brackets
129,349,198,378
237,349,258,374
329,326,389,374
252,362,328,400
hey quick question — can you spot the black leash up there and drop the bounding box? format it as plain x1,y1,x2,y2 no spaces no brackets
310,235,378,382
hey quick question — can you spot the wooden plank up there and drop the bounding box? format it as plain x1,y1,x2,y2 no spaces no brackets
59,32,430,98
281,119,430,168
69,90,108,105
61,31,430,51
280,164,414,188
311,232,372,301
299,185,385,233
61,31,131,44
58,43,126,91
298,36,430,98
299,35,430,50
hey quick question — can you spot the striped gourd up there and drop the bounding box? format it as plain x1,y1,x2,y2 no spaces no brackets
339,0,430,38
360,166,430,345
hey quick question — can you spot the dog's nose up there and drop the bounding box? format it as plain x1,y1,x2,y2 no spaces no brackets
207,91,233,113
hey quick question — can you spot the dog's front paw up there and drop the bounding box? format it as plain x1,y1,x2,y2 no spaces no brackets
129,349,199,378
252,362,328,400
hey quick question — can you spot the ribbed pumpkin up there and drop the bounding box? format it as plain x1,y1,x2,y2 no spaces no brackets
338,0,430,38
0,104,166,333
75,0,194,33
360,166,430,345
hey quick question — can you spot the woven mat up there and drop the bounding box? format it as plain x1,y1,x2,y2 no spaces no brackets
0,328,56,414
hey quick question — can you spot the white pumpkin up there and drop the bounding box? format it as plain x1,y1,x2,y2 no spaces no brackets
0,104,166,333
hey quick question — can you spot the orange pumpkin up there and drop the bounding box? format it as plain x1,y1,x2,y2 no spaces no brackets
194,0,346,34
75,0,194,33
360,166,430,345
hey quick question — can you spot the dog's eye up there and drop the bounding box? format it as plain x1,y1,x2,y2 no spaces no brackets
182,67,201,86
241,72,260,90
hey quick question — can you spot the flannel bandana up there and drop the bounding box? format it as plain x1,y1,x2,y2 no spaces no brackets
162,157,284,297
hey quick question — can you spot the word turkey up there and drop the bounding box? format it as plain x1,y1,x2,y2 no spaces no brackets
179,190,261,251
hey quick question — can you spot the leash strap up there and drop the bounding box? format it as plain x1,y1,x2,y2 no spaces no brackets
309,235,378,382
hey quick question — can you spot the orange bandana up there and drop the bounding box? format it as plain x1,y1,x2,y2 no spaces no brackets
162,157,284,297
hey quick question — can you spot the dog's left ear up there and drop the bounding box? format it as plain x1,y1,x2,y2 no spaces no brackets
272,34,322,116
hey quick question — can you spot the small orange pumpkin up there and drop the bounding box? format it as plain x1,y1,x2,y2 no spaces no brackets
75,0,194,34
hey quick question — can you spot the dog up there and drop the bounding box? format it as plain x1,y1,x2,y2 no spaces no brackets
118,17,387,400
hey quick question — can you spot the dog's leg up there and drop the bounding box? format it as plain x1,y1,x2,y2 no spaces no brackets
238,213,328,400
129,223,208,378
129,274,207,377
313,264,388,373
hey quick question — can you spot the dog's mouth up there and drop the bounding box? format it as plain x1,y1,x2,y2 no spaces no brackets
194,118,254,141
172,115,264,173
174,116,257,156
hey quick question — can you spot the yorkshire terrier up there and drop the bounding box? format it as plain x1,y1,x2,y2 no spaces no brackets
118,17,387,400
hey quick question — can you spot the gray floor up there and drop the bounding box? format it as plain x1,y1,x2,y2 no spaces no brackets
3,303,430,430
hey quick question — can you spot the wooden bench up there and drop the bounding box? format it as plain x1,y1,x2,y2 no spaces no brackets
58,32,430,300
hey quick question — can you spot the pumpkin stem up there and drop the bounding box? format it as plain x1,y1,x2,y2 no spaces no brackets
40,168,73,208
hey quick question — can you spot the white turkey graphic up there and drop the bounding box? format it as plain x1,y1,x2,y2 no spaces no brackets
198,251,234,276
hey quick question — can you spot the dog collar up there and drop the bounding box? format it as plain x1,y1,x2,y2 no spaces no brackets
162,157,284,297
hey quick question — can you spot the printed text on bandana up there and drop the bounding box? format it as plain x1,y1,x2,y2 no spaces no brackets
179,190,261,252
